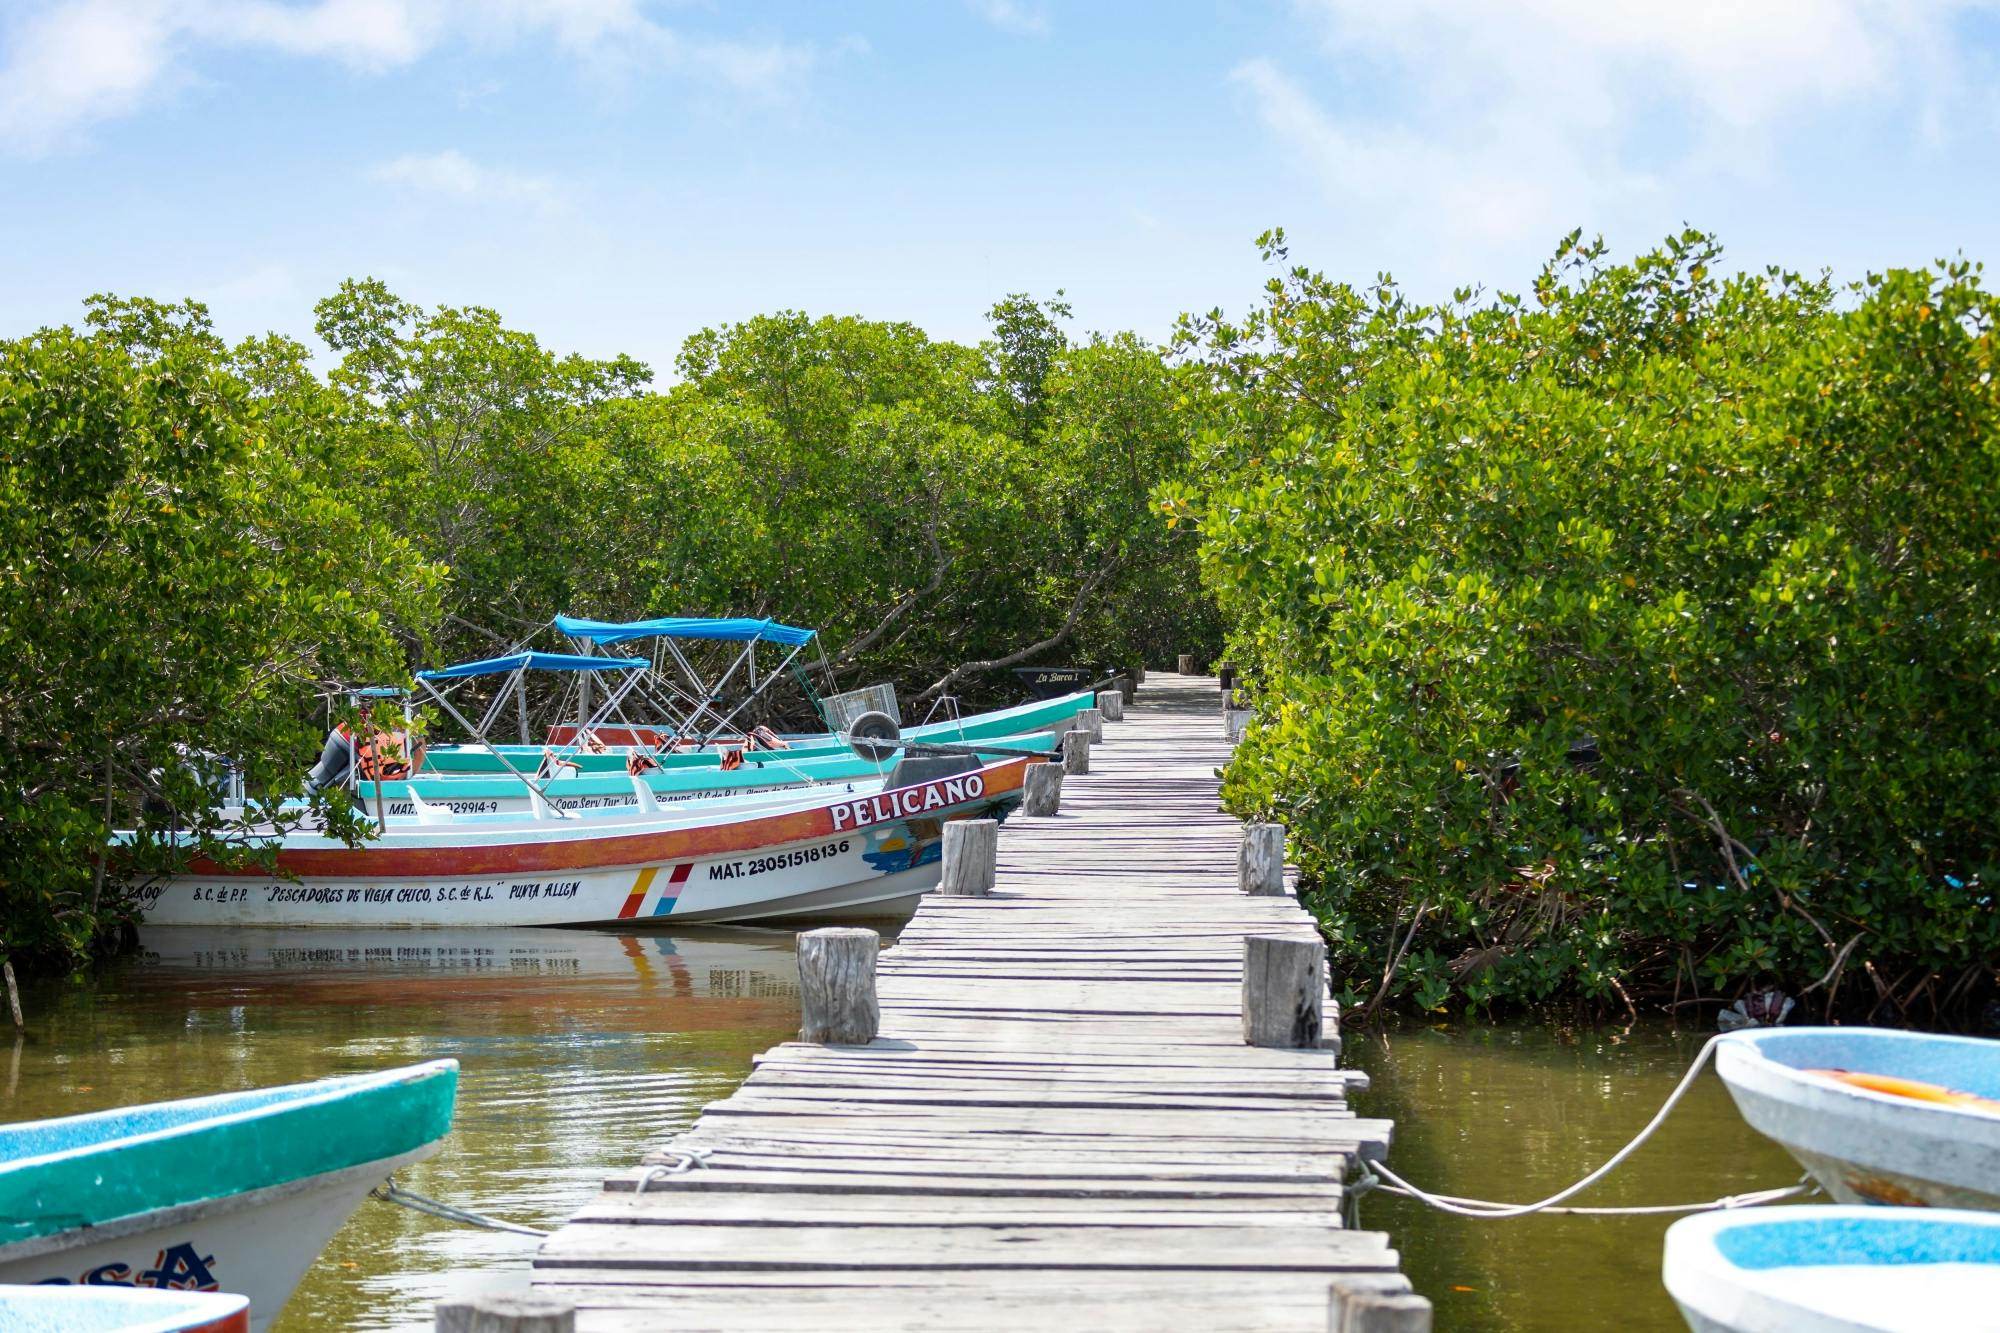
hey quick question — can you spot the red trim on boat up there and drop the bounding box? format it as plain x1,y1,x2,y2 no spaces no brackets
187,758,1031,879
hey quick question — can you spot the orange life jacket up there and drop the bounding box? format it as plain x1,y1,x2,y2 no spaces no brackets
356,729,422,781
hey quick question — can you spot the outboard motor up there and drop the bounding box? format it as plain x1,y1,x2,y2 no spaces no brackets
305,727,355,793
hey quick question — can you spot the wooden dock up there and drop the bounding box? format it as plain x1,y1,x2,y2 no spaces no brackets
528,673,1417,1331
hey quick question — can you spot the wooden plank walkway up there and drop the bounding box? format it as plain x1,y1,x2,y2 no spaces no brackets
533,673,1408,1331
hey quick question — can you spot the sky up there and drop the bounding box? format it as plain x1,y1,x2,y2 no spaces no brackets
4,0,2000,379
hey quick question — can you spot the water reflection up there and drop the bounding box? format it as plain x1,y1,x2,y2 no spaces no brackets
1345,1020,1808,1331
5,926,804,1331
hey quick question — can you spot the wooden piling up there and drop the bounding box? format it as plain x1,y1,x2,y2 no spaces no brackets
1333,1287,1434,1333
1116,674,1137,704
1022,761,1063,816
1224,706,1252,741
939,819,998,896
1240,822,1286,896
1078,706,1104,743
1096,689,1125,722
796,927,879,1045
1243,934,1325,1049
1063,728,1092,775
436,1293,576,1333
1219,663,1237,694
1177,653,1196,674
3,960,21,1031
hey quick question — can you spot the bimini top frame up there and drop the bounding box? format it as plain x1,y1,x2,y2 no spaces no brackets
414,650,649,818
552,614,831,748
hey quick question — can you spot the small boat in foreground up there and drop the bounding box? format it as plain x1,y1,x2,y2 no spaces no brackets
0,1286,250,1332
1714,1027,2000,1208
0,1061,457,1333
1662,1205,2000,1332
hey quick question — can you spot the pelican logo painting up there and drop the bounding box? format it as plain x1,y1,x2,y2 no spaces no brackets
861,819,946,875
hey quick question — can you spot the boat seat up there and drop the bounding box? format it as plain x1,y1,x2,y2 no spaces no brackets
404,790,455,825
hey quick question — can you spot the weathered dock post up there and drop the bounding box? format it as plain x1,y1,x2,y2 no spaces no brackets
1177,653,1196,674
1239,822,1286,896
1332,1284,1434,1332
940,818,998,896
1063,728,1092,775
1078,706,1104,744
1243,934,1325,1048
797,927,879,1044
1022,761,1063,816
436,1293,576,1333
1219,663,1237,694
1096,688,1125,722
1131,665,1146,685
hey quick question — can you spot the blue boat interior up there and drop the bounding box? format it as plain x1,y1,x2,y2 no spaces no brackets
1715,1213,2000,1270
0,1285,245,1331
0,1070,386,1166
1729,1029,2000,1100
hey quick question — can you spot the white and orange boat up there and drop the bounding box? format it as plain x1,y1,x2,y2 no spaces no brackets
132,754,1030,927
1714,1027,2000,1210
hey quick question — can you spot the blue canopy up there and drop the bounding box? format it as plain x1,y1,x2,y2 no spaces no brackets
417,651,649,681
555,614,817,648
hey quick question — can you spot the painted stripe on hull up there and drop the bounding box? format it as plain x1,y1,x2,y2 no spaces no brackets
184,759,1029,880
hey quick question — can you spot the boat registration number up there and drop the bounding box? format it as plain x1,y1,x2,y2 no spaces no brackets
709,840,852,880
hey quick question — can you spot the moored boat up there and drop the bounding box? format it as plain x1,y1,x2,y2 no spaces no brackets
134,755,1033,926
1662,1205,2000,1332
354,729,1058,817
1714,1027,2000,1209
0,1286,250,1332
0,1061,457,1333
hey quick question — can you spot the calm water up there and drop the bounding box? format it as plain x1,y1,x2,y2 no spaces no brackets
9,938,1807,1330
6,925,802,1330
1344,1020,1806,1331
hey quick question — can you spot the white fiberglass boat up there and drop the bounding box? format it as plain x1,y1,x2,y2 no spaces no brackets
133,755,1032,927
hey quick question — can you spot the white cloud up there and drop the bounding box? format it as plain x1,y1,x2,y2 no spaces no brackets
372,149,566,211
1233,1,1997,291
0,0,828,156
970,0,1047,36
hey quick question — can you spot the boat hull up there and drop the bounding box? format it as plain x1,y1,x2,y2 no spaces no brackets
1715,1028,2000,1209
0,1153,427,1333
139,761,1029,927
0,1062,456,1333
1663,1205,2000,1333
0,1286,250,1333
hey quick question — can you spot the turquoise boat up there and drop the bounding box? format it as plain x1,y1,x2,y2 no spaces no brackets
359,728,1060,817
1663,1205,2000,1332
418,690,1095,776
0,1286,250,1332
0,1061,457,1333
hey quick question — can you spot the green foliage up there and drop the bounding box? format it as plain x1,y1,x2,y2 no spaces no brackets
2,283,1219,971
0,298,441,972
1171,229,2000,1018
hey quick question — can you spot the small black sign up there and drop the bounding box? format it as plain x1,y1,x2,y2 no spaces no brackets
1011,666,1095,699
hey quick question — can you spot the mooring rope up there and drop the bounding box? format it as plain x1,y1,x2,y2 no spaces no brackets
369,1178,550,1238
1347,1035,1810,1220
636,1147,712,1191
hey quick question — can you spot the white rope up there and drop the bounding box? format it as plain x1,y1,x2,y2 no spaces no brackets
637,1146,712,1191
1360,1173,1813,1216
369,1178,549,1238
1356,1034,1750,1219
